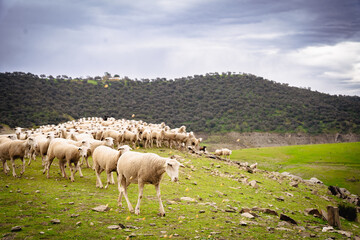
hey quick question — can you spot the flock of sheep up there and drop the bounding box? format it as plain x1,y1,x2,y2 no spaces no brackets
0,117,231,216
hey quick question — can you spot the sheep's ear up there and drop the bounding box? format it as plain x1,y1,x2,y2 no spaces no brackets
180,164,185,168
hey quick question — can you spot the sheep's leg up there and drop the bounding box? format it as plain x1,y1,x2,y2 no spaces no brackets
111,172,115,184
117,175,123,206
20,157,26,175
95,167,103,188
77,163,84,178
5,161,10,172
135,181,144,215
27,152,32,166
69,162,75,182
10,157,17,177
45,157,54,178
155,183,165,217
2,159,9,174
85,156,91,168
121,179,134,213
105,170,112,189
59,161,67,179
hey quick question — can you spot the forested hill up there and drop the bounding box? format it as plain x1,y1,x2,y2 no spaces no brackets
1,72,360,134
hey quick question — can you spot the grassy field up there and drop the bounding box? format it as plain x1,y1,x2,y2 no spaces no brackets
0,147,359,239
230,142,360,195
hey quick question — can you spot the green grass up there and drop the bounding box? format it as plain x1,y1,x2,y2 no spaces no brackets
0,147,359,239
87,80,98,85
230,142,360,195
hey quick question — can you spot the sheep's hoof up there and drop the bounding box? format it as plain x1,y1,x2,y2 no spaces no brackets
104,185,108,189
135,210,140,215
158,212,165,217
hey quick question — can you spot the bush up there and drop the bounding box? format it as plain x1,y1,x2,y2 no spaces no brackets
338,202,358,222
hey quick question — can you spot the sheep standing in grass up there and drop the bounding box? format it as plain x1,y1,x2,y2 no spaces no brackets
117,151,184,216
92,145,132,188
83,137,114,168
44,140,88,181
214,148,232,160
0,138,38,177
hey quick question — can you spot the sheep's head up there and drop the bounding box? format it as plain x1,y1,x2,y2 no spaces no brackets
104,137,114,147
78,147,88,158
27,137,38,149
165,159,184,183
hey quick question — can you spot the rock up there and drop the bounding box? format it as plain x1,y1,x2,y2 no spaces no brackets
240,208,251,213
336,230,352,238
290,181,298,187
35,190,40,193
275,227,293,232
180,197,197,202
108,225,120,230
239,221,248,226
285,192,293,197
68,202,75,205
304,208,321,216
149,223,156,226
76,221,81,226
261,208,278,216
11,226,22,232
225,209,236,213
308,177,323,184
322,226,334,232
327,205,341,228
51,219,61,224
199,210,205,213
71,214,79,218
248,180,259,189
241,212,255,219
279,214,297,225
275,196,284,201
92,204,110,212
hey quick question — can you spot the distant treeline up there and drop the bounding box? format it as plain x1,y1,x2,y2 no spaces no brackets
1,71,360,134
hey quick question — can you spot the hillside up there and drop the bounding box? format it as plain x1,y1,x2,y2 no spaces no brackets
1,147,359,239
1,72,360,134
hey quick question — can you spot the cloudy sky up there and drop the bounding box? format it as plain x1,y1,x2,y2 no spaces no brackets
1,0,360,96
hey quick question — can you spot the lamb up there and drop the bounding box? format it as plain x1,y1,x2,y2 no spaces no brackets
117,151,184,216
44,140,88,181
92,145,132,189
0,138,38,177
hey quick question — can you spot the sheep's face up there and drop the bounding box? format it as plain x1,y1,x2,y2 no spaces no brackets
105,137,114,147
165,159,184,182
78,147,88,158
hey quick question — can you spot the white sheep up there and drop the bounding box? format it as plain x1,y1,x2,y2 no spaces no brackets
0,138,38,177
82,137,114,168
44,140,88,181
117,151,184,216
92,145,132,189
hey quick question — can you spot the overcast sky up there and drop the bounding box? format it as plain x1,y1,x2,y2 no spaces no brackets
1,0,360,96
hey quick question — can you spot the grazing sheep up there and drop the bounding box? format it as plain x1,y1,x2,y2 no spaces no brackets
92,145,132,189
222,148,232,160
0,138,38,177
214,148,232,160
101,130,123,146
27,134,55,166
117,151,184,216
163,130,177,149
44,140,88,181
